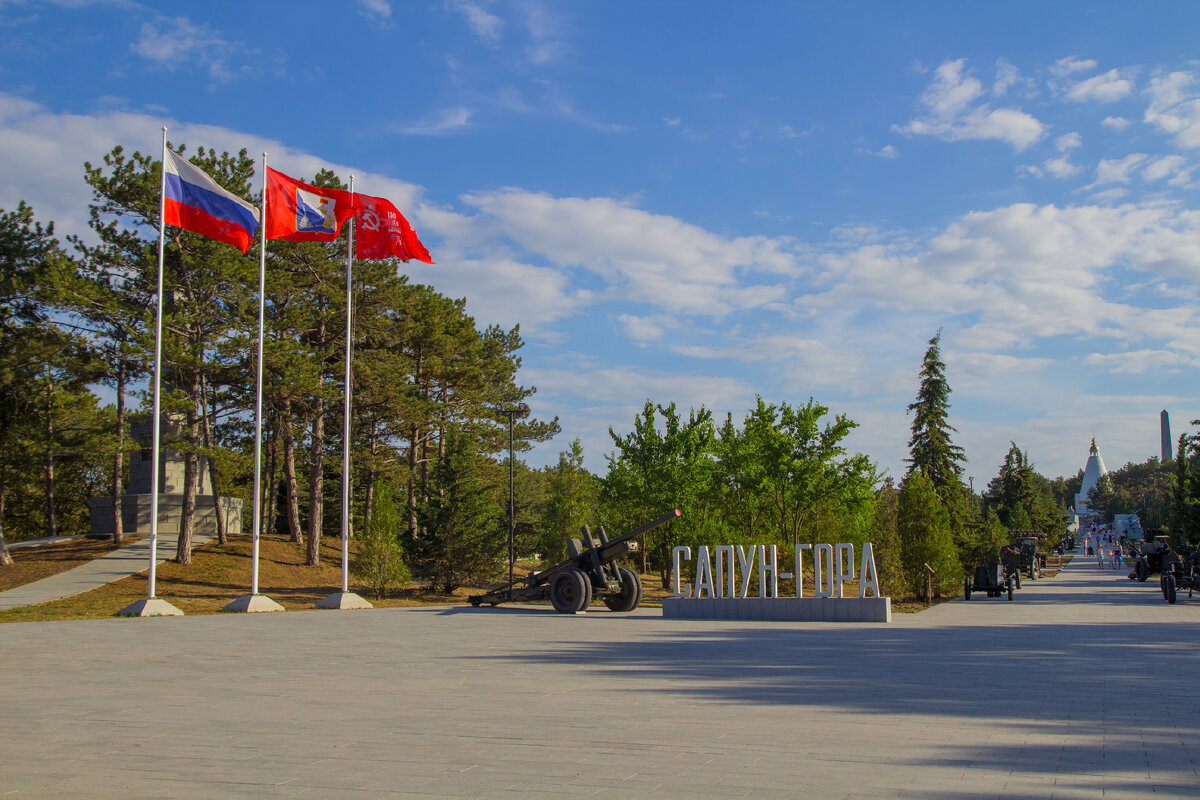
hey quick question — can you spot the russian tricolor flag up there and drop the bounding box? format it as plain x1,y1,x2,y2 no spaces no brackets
163,149,260,252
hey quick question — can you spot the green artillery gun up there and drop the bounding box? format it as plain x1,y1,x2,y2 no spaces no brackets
469,510,681,614
1131,536,1172,582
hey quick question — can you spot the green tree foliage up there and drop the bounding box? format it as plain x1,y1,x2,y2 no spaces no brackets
868,479,903,596
984,442,1064,540
414,428,504,593
536,438,599,561
0,203,70,562
350,481,410,598
906,330,965,490
897,471,960,598
601,397,877,584
604,401,719,577
1172,423,1200,547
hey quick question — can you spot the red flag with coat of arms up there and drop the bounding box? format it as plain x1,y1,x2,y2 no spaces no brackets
354,193,434,263
264,167,357,242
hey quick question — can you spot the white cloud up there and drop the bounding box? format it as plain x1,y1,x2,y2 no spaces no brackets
1083,350,1194,374
1102,115,1132,131
1056,132,1082,151
616,314,664,342
391,106,473,135
456,188,798,317
1092,153,1149,185
1044,156,1081,178
447,0,502,45
357,0,391,20
130,15,242,81
1144,69,1200,148
525,365,755,413
894,59,1045,150
1143,154,1187,182
519,2,569,65
992,58,1022,96
812,202,1200,358
856,144,897,159
1063,68,1135,103
1050,56,1097,77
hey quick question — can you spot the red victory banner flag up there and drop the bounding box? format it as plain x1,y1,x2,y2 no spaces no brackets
354,193,435,263
264,167,357,241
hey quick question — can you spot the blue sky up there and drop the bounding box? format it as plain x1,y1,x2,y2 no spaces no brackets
2,0,1199,486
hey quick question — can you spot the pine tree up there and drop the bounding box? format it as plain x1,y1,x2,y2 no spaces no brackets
0,203,65,563
538,438,598,562
906,329,965,489
414,427,503,593
350,481,410,598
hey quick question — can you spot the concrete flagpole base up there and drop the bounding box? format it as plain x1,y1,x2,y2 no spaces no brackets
117,597,184,617
222,594,285,613
316,591,373,610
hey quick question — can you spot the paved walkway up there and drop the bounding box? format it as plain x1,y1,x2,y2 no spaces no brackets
0,533,213,610
0,545,1197,799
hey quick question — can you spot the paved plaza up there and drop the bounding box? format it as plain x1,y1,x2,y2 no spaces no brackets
1,551,1198,799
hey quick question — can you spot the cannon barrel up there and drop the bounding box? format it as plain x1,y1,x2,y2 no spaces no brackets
468,509,681,608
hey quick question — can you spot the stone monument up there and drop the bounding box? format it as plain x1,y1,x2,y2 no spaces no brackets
1162,410,1172,463
88,414,243,538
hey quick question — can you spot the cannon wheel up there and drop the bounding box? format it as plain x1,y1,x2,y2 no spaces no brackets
963,577,972,601
1164,572,1177,605
604,567,642,612
1007,576,1014,601
550,568,590,613
1135,560,1149,582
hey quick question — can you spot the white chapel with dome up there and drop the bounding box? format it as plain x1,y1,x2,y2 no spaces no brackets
1073,437,1109,515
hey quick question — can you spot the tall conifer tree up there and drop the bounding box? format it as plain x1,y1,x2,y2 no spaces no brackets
906,329,965,489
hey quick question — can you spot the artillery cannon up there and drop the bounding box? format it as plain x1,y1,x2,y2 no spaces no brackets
1130,536,1172,582
964,562,1014,601
1160,543,1200,604
1000,537,1043,588
468,509,681,614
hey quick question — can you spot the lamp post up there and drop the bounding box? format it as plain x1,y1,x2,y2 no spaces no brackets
498,403,529,593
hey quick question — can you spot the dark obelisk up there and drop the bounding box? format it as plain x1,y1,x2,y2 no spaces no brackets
1161,409,1172,462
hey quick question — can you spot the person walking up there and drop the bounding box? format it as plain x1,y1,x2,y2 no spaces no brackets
1111,543,1122,570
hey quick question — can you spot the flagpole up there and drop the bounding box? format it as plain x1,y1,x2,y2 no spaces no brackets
119,128,181,616
319,174,370,609
250,154,268,596
223,153,282,613
342,174,353,595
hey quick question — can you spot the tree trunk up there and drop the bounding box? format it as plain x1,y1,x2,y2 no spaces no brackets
407,422,419,541
306,394,325,566
264,416,279,538
0,479,12,567
363,428,377,538
111,355,126,545
44,373,56,538
176,374,202,565
282,399,302,544
199,373,228,545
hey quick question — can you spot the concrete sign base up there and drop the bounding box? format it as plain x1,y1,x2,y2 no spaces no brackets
663,596,891,623
315,591,373,610
222,594,285,613
117,597,184,617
